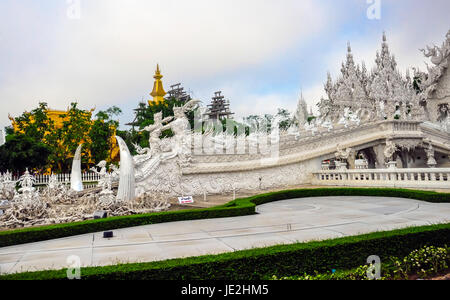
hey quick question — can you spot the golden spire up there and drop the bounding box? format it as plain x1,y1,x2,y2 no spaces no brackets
149,64,167,105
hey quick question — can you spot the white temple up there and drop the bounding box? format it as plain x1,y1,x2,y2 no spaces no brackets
0,31,449,229
127,31,450,196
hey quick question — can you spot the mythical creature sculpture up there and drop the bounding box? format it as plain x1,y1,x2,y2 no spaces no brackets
416,30,450,102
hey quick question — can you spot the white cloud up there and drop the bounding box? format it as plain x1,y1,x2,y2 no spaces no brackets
0,0,330,128
1,0,449,131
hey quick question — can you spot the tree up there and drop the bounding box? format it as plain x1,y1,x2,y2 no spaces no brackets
0,135,52,173
89,106,123,163
13,102,56,141
10,102,122,173
276,108,292,131
243,109,292,133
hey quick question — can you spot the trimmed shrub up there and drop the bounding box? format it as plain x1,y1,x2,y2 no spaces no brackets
1,223,450,280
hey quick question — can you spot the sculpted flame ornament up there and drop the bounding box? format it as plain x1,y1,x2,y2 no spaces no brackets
116,136,135,202
70,144,84,192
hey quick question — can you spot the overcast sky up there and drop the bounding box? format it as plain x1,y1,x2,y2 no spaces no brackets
0,0,449,129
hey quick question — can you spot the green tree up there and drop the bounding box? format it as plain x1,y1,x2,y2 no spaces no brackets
89,106,123,163
11,102,123,173
13,102,56,141
0,135,52,173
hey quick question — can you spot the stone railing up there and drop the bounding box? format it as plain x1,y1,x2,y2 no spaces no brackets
9,172,101,186
312,168,450,189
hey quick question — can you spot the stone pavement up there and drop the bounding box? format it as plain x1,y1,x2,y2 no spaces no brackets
1,196,450,275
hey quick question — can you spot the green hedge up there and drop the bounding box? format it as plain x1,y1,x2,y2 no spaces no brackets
0,188,448,248
2,223,450,280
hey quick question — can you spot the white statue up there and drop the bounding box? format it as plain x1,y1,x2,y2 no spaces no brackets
91,160,109,189
142,112,173,156
161,100,200,165
425,143,437,168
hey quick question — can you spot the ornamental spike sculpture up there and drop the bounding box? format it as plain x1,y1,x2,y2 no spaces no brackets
116,136,135,202
70,144,84,192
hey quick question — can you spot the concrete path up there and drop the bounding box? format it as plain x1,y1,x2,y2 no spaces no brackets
1,196,450,275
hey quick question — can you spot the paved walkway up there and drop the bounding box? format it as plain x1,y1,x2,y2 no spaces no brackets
1,196,450,275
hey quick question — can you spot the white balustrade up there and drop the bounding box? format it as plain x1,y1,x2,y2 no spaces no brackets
1,172,101,186
312,168,450,189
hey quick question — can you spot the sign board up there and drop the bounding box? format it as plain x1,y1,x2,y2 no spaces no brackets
178,196,194,204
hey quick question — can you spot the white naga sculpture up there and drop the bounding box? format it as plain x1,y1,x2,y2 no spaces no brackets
70,144,84,192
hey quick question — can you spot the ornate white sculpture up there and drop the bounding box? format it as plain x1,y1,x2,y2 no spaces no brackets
115,136,135,202
143,112,174,156
13,169,40,202
322,33,423,126
70,144,84,192
417,30,450,99
0,171,16,200
384,139,398,163
335,144,353,162
292,94,309,129
424,142,437,168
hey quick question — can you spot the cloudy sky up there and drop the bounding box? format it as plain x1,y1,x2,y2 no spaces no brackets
0,0,449,129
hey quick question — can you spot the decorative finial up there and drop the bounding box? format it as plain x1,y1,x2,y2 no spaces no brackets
382,31,387,42
150,64,167,105
347,41,352,53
